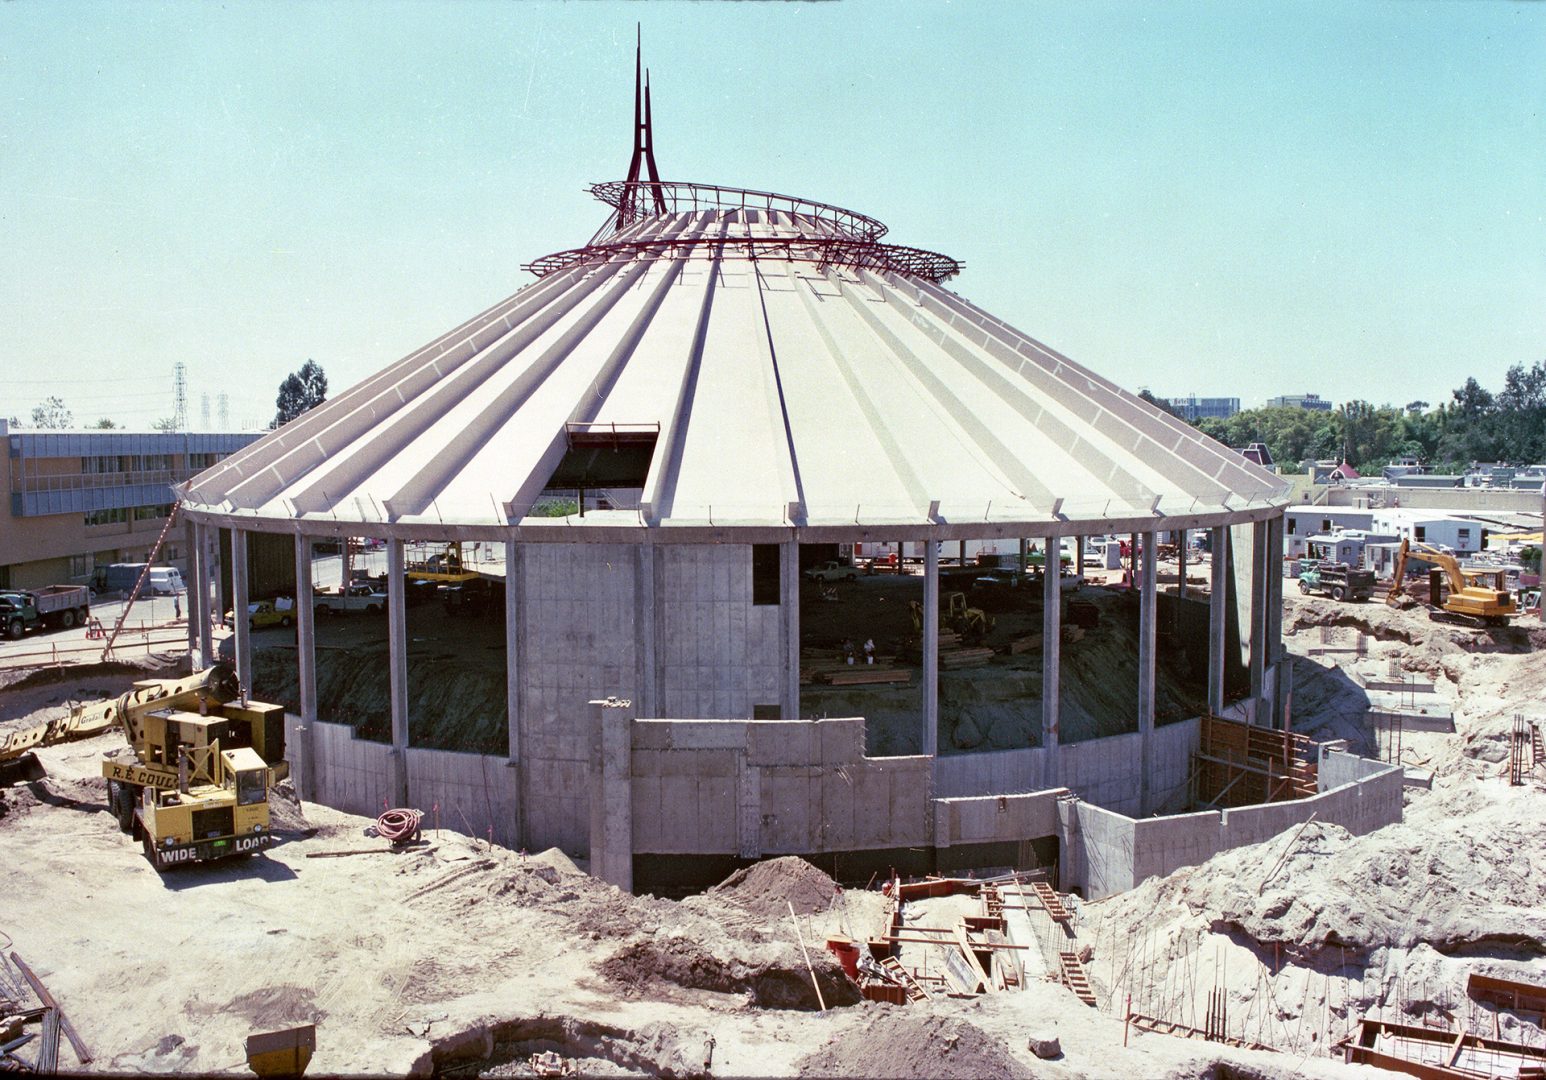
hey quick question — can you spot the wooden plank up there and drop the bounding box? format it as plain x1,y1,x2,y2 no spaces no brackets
954,923,994,995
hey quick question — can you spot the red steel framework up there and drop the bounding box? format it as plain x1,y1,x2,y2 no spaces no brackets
529,36,962,286
524,228,962,283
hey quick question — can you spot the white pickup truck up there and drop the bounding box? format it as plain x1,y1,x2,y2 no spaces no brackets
314,583,388,615
803,560,858,583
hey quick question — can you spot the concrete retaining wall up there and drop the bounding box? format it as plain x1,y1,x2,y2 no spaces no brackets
629,717,932,857
308,719,393,819
405,746,522,850
1098,751,1405,899
933,716,1200,814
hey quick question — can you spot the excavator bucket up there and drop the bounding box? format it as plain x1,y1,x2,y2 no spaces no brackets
0,752,46,787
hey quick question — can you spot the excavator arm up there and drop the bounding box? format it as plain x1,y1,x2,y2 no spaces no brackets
0,664,242,782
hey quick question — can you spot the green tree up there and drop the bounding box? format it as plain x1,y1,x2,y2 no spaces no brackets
92,418,118,429
151,417,178,432
274,359,329,427
30,396,72,429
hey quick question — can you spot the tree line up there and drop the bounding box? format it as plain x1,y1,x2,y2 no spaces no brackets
1165,360,1546,473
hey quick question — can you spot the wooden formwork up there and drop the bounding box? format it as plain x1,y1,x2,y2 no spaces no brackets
1194,714,1317,808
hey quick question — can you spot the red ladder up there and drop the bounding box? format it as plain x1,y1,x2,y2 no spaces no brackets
100,503,182,661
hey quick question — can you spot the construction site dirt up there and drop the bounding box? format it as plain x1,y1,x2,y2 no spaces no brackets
1,587,1543,1078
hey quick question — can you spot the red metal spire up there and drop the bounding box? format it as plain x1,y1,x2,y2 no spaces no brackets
619,28,667,228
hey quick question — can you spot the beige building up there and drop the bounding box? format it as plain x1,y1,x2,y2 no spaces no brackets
0,420,259,591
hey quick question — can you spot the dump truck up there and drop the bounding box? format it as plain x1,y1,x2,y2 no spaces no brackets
0,593,41,640
0,586,94,638
1297,562,1376,602
0,664,290,870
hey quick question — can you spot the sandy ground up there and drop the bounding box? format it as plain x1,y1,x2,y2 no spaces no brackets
1088,593,1546,1057
2,584,1540,1077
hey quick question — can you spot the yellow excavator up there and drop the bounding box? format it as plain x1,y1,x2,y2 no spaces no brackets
0,664,289,870
908,592,996,645
1385,538,1516,627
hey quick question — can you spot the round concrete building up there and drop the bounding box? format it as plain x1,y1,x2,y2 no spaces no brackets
179,63,1294,893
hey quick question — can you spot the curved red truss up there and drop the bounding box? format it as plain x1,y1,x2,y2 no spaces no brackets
588,180,889,242
525,234,962,284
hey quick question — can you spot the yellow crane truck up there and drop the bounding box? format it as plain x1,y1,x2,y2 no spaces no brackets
0,664,289,870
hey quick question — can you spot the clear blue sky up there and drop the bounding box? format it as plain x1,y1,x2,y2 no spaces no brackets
3,0,1542,429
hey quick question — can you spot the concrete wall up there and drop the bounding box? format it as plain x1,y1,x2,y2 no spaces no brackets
515,542,786,852
518,542,639,853
406,746,522,850
933,717,1200,815
628,717,932,858
656,545,783,719
1084,751,1405,899
299,709,1403,904
308,716,394,819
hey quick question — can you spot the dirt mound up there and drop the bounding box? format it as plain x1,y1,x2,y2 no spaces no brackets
265,779,313,836
707,856,839,918
598,934,859,1010
797,1011,1034,1078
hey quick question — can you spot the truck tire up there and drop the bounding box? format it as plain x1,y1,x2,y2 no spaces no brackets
1298,580,1311,595
60,608,77,629
109,780,135,834
5,619,22,640
1331,586,1346,602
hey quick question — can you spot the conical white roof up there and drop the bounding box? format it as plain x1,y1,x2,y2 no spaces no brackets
182,179,1287,537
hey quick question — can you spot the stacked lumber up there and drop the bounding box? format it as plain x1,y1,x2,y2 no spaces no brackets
939,647,994,669
821,667,911,687
1004,633,1043,655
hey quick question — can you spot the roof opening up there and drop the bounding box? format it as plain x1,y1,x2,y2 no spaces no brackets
543,422,660,492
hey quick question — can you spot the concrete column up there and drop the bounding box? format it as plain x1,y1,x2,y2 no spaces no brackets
510,537,528,846
213,529,228,629
1177,528,1188,601
184,519,200,660
1042,533,1062,774
958,539,966,568
386,537,409,808
1130,532,1140,587
1266,517,1284,665
781,540,800,720
1138,529,1157,814
196,523,213,669
1018,537,1028,584
1249,520,1269,704
588,696,634,891
294,534,317,801
506,540,523,758
231,528,251,694
633,544,655,720
1208,526,1227,716
923,540,939,758
1075,534,1086,580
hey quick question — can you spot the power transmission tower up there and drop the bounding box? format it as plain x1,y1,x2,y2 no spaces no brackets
172,362,188,432
200,392,211,430
217,392,229,429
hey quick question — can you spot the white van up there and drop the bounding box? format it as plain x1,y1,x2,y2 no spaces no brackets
146,567,185,595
